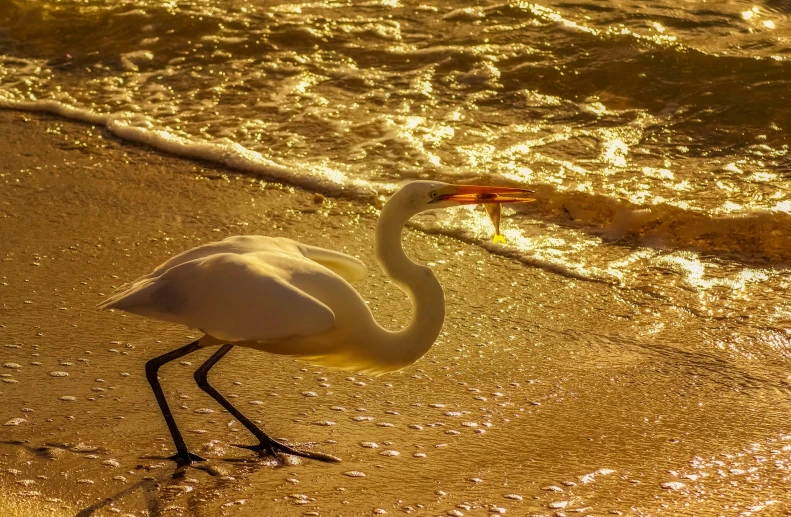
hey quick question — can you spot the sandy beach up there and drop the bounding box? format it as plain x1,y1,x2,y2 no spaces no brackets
2,111,791,516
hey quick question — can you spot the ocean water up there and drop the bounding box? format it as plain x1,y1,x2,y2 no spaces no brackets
2,0,791,512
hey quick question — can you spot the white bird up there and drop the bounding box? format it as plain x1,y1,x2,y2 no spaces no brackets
101,181,534,466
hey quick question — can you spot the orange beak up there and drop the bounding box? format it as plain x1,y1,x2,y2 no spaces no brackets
430,184,535,205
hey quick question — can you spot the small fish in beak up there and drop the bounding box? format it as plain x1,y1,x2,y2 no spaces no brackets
429,184,535,244
484,203,506,244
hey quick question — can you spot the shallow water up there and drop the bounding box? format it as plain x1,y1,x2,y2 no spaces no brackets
1,0,791,513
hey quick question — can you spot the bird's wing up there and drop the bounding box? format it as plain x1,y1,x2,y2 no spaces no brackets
139,235,366,283
101,252,336,343
141,236,293,279
295,243,367,282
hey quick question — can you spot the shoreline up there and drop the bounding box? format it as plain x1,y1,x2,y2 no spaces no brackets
1,110,790,515
6,99,791,270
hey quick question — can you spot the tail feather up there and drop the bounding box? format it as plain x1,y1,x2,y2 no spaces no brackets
97,277,157,311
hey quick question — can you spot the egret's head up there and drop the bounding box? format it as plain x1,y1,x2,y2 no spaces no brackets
390,180,535,213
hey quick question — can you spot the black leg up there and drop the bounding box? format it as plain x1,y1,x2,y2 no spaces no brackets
193,345,340,463
145,340,206,466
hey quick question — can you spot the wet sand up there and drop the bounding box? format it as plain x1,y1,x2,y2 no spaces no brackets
2,111,791,516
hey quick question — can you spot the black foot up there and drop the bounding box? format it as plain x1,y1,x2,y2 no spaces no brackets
232,439,341,463
166,451,207,467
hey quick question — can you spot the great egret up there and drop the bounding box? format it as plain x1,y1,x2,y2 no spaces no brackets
101,181,534,466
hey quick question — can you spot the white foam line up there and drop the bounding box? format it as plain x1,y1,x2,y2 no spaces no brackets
0,97,377,198
410,220,618,285
2,98,109,125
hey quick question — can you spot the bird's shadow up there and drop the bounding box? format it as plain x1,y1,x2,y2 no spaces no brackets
74,477,162,517
0,440,290,517
74,453,287,517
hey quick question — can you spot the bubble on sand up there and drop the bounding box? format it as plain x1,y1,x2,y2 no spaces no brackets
3,363,21,369
49,371,68,377
504,494,523,500
353,416,373,422
59,396,77,401
77,479,94,484
461,422,478,427
166,485,195,495
360,442,379,448
16,479,35,487
313,420,336,426
2,378,18,383
549,501,568,509
377,422,395,427
660,481,685,490
343,471,366,478
413,452,426,458
37,447,63,460
302,391,318,397
249,400,264,405
330,406,346,411
70,443,99,453
408,424,423,430
102,459,121,467
380,450,399,457
446,430,461,435
429,403,445,408
3,418,26,426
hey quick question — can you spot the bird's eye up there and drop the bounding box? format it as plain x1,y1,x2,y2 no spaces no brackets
431,192,438,198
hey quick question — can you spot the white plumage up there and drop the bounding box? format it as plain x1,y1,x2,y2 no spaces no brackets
101,236,363,344
102,181,534,465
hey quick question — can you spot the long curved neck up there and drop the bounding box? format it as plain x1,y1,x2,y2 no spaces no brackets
373,198,445,368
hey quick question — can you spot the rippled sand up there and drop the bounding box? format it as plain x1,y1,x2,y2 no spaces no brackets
2,112,791,515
